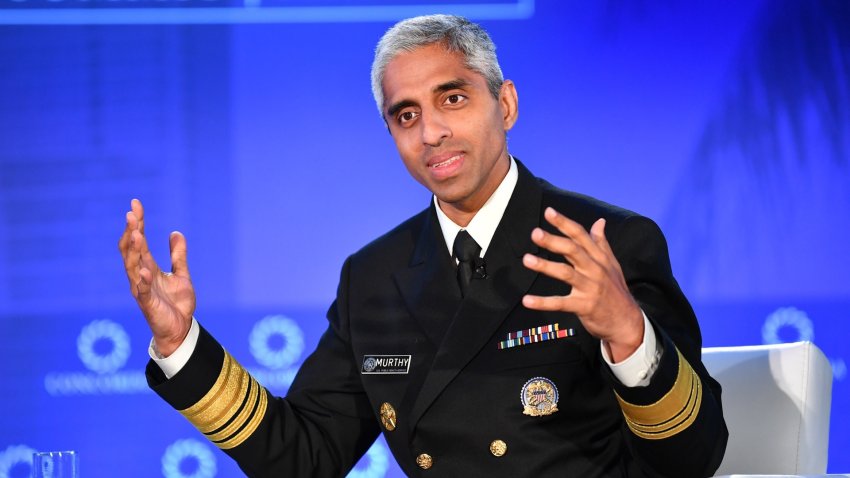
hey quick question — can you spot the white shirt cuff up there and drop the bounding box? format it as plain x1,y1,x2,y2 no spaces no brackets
148,318,200,380
601,311,662,387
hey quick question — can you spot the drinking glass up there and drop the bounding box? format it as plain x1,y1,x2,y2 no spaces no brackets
33,451,78,478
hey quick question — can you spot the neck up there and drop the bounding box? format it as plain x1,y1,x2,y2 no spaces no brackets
437,202,476,228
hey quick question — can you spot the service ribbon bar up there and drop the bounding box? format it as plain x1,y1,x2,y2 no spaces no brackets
498,328,574,350
507,323,560,340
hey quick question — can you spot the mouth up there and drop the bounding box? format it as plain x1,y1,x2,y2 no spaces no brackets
428,153,464,169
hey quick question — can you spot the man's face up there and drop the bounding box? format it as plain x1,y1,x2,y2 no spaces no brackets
381,43,518,218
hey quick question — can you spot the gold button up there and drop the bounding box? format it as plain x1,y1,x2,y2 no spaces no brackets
416,453,433,470
490,439,507,457
379,402,397,432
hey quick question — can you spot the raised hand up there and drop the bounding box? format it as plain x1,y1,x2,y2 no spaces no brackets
522,207,644,363
118,199,195,357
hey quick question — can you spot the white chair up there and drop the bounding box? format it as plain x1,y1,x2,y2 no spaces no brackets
701,341,836,477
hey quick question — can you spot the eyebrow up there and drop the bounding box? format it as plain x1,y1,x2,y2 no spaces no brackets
386,99,417,119
433,79,470,94
385,79,472,118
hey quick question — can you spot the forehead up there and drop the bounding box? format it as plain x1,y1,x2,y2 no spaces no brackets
381,43,484,105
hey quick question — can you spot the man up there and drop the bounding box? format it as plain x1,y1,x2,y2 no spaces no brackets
119,14,727,477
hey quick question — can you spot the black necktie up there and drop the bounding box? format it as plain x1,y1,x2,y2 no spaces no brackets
453,230,483,297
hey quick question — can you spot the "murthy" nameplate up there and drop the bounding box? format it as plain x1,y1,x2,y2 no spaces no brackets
361,355,412,374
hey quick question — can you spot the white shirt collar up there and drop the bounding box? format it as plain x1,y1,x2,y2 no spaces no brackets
434,156,518,259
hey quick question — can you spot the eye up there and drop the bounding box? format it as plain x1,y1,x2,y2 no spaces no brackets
398,110,419,125
444,94,467,105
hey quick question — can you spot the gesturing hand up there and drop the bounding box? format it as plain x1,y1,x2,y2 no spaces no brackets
118,199,195,357
522,207,644,363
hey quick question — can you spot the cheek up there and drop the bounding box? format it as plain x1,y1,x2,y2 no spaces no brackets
403,146,423,162
464,109,504,147
484,115,507,146
391,122,421,144
394,138,427,179
392,133,418,160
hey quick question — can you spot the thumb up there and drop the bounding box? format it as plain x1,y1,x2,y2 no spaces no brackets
169,231,191,278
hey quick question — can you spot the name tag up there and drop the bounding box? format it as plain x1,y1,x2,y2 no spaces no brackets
361,355,411,374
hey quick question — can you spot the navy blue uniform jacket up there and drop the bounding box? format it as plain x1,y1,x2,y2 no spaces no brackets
147,160,728,477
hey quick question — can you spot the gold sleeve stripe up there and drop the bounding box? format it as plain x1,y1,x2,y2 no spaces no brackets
205,375,259,442
219,388,268,450
615,348,703,440
178,350,269,450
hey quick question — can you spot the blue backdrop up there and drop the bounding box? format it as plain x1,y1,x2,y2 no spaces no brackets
1,1,848,477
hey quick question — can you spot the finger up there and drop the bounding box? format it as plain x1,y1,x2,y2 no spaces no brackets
132,229,161,278
118,210,137,260
589,218,613,254
522,293,580,313
122,229,142,288
543,208,608,265
136,263,154,304
590,218,622,273
131,198,145,235
133,231,155,306
523,253,589,289
169,231,191,278
127,205,152,258
124,234,154,306
122,210,147,276
530,227,594,269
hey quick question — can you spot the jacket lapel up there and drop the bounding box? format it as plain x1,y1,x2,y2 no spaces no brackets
391,205,460,445
408,161,544,433
392,204,462,347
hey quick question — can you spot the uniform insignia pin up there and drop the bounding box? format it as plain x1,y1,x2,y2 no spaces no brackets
380,402,397,431
363,357,378,373
520,377,559,417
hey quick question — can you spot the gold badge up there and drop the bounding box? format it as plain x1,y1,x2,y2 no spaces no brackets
489,439,507,457
521,377,559,417
380,402,397,431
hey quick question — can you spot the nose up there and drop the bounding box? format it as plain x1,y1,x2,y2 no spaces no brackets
420,110,451,147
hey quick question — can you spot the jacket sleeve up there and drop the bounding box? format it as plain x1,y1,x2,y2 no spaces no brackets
146,257,380,478
607,215,728,478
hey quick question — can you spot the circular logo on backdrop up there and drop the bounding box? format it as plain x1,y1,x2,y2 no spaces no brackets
161,439,217,478
249,315,304,369
347,441,390,478
77,319,132,374
0,444,37,478
761,307,814,345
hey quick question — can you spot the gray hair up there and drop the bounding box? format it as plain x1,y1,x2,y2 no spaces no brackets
370,14,504,116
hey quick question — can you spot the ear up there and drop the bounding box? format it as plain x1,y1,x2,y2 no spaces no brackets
498,80,519,131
